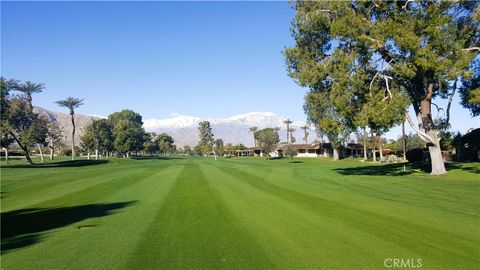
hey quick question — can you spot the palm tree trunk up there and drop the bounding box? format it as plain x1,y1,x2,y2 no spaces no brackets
71,113,75,160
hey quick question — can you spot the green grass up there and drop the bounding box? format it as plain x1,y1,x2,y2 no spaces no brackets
1,156,479,269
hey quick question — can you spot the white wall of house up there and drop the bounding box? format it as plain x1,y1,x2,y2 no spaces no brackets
296,152,319,158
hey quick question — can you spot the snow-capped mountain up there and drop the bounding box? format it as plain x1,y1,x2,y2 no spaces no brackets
144,112,320,147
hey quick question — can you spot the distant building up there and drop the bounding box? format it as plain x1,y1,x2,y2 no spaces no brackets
236,143,369,158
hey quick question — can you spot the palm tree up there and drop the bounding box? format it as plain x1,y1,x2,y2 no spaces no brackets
56,97,84,160
283,119,293,143
15,81,46,161
249,126,258,147
14,81,45,112
301,126,309,144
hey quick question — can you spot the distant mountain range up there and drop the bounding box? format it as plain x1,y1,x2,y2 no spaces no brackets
144,112,321,147
34,108,321,147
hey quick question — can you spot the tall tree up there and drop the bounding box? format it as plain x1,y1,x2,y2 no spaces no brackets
284,1,479,174
249,126,258,147
56,97,84,160
254,128,280,158
108,110,146,157
15,81,47,161
283,119,293,143
198,121,216,160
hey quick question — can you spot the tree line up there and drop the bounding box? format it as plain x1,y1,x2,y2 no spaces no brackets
284,1,479,175
1,77,179,163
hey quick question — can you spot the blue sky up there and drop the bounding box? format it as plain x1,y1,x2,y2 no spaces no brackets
1,1,478,139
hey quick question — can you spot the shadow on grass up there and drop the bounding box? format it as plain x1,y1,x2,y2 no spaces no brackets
131,156,181,160
334,162,431,176
289,160,304,164
1,201,136,252
446,163,480,174
2,159,109,169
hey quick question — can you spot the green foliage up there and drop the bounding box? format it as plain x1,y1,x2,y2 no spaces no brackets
108,110,143,127
254,128,280,157
234,144,246,151
108,110,147,155
143,133,160,155
55,97,84,115
15,81,45,110
81,119,114,153
157,133,175,155
198,121,215,155
1,79,49,163
214,138,225,156
460,61,480,117
285,1,478,171
283,145,298,159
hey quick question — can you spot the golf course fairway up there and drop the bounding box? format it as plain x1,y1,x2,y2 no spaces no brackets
1,157,479,269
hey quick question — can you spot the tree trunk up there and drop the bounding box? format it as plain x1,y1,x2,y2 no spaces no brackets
87,152,91,160
378,135,383,161
2,147,8,164
10,132,33,165
95,149,99,160
419,82,447,175
38,144,44,162
333,148,339,161
212,148,217,161
402,121,407,161
363,128,367,160
71,113,75,161
370,129,376,162
428,132,447,175
50,147,54,160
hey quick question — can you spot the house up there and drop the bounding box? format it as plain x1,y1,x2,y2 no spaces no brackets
278,143,332,158
236,142,369,158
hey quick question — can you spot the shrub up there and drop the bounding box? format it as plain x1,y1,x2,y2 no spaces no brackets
283,145,298,159
406,148,426,163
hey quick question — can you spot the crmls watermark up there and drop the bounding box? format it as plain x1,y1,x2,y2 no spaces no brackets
384,258,423,268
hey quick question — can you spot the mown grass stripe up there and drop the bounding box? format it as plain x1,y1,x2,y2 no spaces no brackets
128,159,275,269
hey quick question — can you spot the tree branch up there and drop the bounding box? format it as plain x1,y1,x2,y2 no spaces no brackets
402,0,415,10
405,113,435,143
445,80,457,125
462,47,480,52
